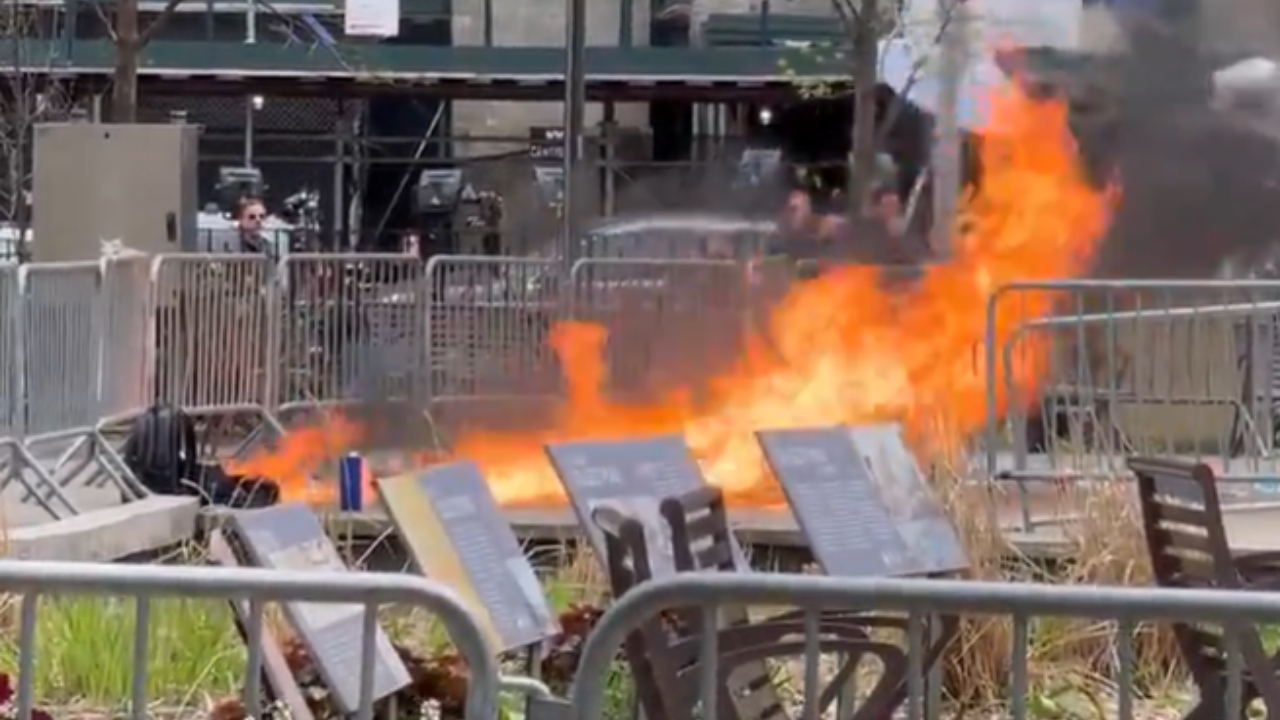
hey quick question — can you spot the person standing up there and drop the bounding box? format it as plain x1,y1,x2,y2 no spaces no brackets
236,197,273,257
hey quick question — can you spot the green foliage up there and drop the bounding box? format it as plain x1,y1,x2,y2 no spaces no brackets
778,40,850,99
0,596,244,705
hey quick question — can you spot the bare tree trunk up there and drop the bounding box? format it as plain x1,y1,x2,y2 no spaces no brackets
102,0,185,123
111,44,141,123
111,0,141,122
847,0,881,214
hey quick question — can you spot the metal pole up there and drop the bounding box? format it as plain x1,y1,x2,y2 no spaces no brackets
929,0,965,257
561,0,587,262
243,97,255,167
333,99,347,251
601,101,616,217
246,0,258,43
244,0,257,169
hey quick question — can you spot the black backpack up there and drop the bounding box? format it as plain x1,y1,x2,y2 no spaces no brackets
124,405,279,508
123,405,198,496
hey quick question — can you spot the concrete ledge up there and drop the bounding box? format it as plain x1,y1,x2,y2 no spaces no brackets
202,503,1073,557
4,496,200,561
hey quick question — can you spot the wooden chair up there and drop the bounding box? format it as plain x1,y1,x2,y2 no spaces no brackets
1131,456,1280,720
594,495,907,720
660,486,960,720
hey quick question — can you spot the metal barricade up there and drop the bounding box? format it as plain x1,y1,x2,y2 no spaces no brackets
17,262,103,440
570,258,747,401
150,255,274,417
425,255,562,401
0,265,75,519
276,254,429,416
0,560,500,720
983,280,1280,479
0,265,20,438
9,260,149,516
570,573,1280,720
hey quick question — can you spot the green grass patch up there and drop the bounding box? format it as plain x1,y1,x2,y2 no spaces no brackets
0,549,629,716
0,596,243,706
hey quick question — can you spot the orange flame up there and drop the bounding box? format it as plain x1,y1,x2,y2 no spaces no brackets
231,85,1113,507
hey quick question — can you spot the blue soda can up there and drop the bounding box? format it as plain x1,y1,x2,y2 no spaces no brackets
339,452,364,511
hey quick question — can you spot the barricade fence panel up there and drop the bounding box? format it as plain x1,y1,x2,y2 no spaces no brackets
571,258,748,401
570,573,1280,720
18,262,104,439
0,265,20,438
425,255,563,401
277,254,429,412
16,258,1280,486
0,254,933,449
0,560,501,720
150,255,274,415
984,280,1280,477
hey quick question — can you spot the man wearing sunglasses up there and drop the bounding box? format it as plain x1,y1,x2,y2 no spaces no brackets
236,197,273,257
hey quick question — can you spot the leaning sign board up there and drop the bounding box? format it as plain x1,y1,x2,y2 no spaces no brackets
757,424,967,577
378,461,559,652
231,505,412,714
545,435,746,576
207,529,316,720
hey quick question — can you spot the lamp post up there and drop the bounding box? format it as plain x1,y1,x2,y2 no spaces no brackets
561,0,587,262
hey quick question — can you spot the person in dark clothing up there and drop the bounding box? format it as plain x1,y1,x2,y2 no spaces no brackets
766,184,910,267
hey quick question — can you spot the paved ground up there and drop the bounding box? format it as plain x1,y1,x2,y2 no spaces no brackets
989,450,1280,484
0,437,198,561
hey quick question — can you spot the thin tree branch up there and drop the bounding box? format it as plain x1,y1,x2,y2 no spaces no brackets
89,0,120,41
830,0,860,33
254,0,355,71
874,0,964,143
813,0,962,103
138,0,187,45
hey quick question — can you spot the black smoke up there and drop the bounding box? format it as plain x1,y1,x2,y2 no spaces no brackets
1075,4,1280,278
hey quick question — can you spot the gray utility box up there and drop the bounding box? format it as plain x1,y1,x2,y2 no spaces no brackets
33,122,201,262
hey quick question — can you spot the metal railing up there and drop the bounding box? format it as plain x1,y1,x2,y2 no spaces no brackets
983,280,1280,479
277,253,428,415
8,253,1280,520
424,255,563,402
0,559,500,720
0,252,807,520
569,573,1280,720
151,254,275,418
18,262,103,440
570,258,746,400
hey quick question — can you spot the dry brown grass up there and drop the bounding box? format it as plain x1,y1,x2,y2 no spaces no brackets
927,457,1187,713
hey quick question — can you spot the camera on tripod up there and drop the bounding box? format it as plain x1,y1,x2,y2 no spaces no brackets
281,188,320,224
280,188,321,251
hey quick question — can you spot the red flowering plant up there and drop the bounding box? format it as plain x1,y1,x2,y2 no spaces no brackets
0,673,54,720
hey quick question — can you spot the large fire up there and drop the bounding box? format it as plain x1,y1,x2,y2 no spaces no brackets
230,85,1114,507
